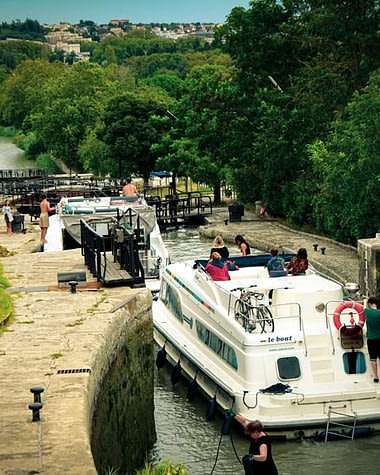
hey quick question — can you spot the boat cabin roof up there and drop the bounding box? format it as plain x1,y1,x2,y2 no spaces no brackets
193,253,341,293
194,253,295,270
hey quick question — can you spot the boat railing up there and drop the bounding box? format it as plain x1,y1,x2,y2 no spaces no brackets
223,285,304,334
151,194,213,226
324,299,352,356
80,217,145,287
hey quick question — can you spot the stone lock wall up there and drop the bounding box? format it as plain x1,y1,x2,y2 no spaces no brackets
358,235,380,299
88,290,155,475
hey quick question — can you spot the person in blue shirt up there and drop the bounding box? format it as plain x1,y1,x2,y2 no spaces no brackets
267,248,285,275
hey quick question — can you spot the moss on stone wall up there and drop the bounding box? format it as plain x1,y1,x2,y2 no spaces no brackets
91,317,155,475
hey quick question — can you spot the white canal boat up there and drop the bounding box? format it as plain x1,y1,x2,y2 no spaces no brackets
45,195,169,291
153,253,380,440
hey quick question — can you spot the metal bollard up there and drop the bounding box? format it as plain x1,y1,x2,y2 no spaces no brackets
224,219,228,225
28,402,42,422
68,280,78,293
320,247,326,255
30,386,44,404
313,243,319,251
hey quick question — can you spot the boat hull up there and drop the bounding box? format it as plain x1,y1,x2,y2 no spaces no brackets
153,256,380,440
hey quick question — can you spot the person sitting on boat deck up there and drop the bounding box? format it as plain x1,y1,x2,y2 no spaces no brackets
205,252,230,281
57,195,68,214
123,177,139,196
287,247,308,275
210,235,229,259
363,296,380,383
235,234,251,256
235,415,278,475
267,248,285,275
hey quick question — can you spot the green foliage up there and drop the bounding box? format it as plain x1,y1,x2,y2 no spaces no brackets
103,460,187,475
14,132,45,158
142,73,185,99
0,19,46,41
0,59,64,127
0,39,49,72
91,29,213,67
135,460,187,475
216,0,380,236
35,153,62,174
2,4,380,243
0,262,12,327
79,130,111,176
0,126,19,137
308,68,380,244
98,88,171,179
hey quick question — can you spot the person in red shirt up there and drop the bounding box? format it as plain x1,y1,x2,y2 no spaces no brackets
287,247,308,275
205,252,230,281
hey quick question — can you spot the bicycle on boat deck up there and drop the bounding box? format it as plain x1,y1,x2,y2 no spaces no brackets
232,287,274,333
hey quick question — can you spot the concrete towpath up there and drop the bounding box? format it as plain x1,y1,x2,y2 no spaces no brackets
0,222,149,475
200,207,358,286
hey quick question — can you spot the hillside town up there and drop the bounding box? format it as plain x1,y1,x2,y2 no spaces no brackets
2,18,217,59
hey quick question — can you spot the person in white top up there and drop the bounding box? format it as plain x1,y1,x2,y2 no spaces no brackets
2,199,13,235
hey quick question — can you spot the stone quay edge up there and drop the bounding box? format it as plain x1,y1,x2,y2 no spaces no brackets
0,223,152,475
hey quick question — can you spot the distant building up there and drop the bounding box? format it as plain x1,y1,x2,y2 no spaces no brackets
109,19,129,25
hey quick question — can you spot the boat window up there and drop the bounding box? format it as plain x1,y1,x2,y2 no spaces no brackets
160,281,183,322
159,281,168,301
196,321,238,370
277,357,301,380
342,351,366,374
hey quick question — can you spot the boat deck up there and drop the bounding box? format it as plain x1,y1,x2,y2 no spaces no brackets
99,252,132,285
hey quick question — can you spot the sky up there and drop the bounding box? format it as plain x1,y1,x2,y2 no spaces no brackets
1,0,251,25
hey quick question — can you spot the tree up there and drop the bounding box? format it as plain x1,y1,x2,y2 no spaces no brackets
0,59,64,127
310,68,380,243
31,96,100,172
216,0,380,221
154,63,246,203
29,62,114,171
98,88,171,181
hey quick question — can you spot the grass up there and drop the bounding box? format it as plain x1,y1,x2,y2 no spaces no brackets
0,262,13,331
66,318,85,327
87,292,107,314
0,245,15,258
104,460,187,475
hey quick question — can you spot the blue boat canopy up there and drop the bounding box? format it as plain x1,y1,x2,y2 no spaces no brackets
150,171,171,178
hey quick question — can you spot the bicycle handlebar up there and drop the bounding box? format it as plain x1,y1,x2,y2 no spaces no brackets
230,285,257,292
231,287,264,300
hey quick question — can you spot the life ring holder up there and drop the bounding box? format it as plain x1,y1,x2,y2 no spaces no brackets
333,301,365,330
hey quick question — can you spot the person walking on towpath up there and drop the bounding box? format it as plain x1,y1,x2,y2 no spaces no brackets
39,194,55,245
2,199,13,236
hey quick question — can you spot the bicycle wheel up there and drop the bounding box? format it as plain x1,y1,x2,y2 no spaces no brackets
257,305,274,333
234,300,256,332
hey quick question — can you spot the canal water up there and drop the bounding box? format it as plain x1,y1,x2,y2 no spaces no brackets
1,139,379,475
0,137,35,169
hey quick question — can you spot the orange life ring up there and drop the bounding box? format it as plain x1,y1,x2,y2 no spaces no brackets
333,301,365,330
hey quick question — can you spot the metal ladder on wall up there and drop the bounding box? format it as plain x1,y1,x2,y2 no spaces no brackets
324,408,358,442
